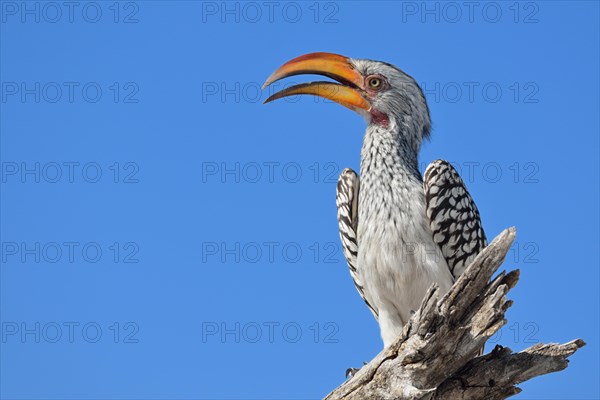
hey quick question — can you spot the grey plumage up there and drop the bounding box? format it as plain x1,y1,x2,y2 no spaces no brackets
335,58,486,348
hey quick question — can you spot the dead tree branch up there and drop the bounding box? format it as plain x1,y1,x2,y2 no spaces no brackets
325,228,584,400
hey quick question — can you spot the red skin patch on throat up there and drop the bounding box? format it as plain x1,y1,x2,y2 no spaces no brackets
370,108,389,128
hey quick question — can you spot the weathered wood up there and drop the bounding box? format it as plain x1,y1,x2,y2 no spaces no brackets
324,228,584,400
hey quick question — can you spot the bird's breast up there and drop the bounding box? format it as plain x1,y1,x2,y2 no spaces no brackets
356,167,453,320
357,171,432,263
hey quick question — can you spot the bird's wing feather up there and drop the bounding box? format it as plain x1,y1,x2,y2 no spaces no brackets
424,160,487,279
336,168,378,319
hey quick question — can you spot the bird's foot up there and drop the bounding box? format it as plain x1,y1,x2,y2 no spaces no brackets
345,368,359,379
345,362,367,379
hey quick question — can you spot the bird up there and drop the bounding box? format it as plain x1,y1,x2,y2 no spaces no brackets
262,52,487,350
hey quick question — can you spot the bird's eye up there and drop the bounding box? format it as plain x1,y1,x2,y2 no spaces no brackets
368,77,383,89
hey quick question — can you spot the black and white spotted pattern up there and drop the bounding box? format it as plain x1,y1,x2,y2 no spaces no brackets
424,160,487,278
336,168,378,319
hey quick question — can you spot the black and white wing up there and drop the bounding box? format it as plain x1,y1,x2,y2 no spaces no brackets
424,160,487,279
336,168,378,319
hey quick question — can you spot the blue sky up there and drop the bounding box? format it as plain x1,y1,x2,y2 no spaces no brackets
1,1,598,399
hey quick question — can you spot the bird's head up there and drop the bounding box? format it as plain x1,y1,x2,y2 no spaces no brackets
263,52,431,141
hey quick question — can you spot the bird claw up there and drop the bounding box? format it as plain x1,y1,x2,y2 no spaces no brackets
345,368,360,379
345,362,368,379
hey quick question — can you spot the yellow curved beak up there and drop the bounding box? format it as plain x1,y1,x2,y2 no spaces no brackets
262,52,370,113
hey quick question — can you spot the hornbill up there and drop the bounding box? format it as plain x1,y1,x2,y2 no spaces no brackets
262,52,487,351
